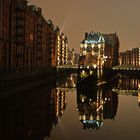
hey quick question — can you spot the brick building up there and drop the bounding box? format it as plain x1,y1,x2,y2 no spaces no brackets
56,33,68,66
119,47,140,66
0,0,68,82
0,0,10,73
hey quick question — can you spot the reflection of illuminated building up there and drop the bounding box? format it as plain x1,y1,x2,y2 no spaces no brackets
54,73,77,116
138,93,140,107
77,86,118,130
78,89,104,130
112,74,140,96
112,73,140,108
54,87,67,117
56,73,77,90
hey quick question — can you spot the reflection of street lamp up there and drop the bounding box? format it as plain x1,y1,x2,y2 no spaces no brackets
80,94,87,103
138,93,140,107
138,83,140,90
93,64,97,69
80,70,88,78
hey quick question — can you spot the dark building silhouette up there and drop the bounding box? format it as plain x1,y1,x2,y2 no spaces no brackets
0,82,68,140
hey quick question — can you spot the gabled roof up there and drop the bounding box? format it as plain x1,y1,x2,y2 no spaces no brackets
81,32,105,44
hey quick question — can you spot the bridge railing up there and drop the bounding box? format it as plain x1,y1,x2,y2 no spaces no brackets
112,65,140,71
56,65,78,69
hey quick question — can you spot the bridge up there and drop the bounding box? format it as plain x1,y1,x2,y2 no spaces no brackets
112,65,140,71
56,64,78,69
112,88,139,96
57,64,140,71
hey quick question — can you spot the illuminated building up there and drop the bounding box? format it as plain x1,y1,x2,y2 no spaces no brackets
79,32,119,69
67,48,79,65
56,33,68,66
51,26,60,67
119,47,140,66
119,52,127,65
80,32,105,69
68,48,75,65
71,48,75,65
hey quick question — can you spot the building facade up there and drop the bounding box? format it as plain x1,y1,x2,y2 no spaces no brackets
119,47,140,66
79,31,119,69
103,33,120,67
0,0,10,73
67,48,79,65
80,32,105,69
0,0,68,82
56,33,68,66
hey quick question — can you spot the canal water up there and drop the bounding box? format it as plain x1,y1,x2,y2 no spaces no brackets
0,73,140,140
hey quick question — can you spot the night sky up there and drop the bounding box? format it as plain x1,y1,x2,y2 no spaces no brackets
29,0,140,53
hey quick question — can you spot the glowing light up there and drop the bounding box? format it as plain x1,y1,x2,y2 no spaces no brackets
138,83,140,90
82,70,85,74
93,64,97,68
90,115,93,120
83,115,86,120
82,98,85,102
90,70,93,75
138,94,140,103
85,40,98,44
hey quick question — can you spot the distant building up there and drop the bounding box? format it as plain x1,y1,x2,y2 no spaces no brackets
80,32,105,68
67,48,79,65
103,33,120,67
75,53,80,65
71,48,75,65
79,31,119,69
56,33,68,66
119,47,140,66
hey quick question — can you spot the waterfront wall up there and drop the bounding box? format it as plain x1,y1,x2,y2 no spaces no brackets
0,67,72,94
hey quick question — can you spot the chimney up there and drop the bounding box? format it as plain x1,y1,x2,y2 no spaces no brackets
85,32,88,38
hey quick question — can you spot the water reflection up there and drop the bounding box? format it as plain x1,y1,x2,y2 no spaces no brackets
77,85,118,130
113,74,140,94
112,73,140,108
1,72,140,140
0,73,77,140
0,87,62,140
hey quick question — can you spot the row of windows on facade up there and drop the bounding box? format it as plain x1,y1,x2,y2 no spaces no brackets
119,48,140,66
